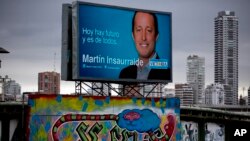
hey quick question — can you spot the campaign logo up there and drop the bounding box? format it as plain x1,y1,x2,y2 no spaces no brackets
149,59,168,69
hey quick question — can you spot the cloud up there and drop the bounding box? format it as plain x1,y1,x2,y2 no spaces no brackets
117,109,160,132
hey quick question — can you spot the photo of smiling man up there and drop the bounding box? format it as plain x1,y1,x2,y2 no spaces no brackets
119,11,171,81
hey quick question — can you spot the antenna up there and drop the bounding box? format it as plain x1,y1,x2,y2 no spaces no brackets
243,87,245,96
53,53,56,72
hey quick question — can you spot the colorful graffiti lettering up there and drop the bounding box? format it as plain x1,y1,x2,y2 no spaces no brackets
27,95,181,141
52,114,118,141
51,111,176,141
76,122,103,141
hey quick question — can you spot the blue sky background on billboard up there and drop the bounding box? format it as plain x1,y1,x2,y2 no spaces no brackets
0,0,249,95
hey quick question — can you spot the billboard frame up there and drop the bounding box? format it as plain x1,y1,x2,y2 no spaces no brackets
67,1,173,84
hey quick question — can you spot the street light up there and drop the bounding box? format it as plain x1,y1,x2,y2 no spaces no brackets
0,47,9,53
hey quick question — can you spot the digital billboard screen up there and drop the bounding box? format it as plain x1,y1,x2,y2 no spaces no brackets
72,1,172,83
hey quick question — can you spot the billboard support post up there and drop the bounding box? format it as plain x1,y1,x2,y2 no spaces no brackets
75,81,112,96
144,83,164,97
75,81,165,97
121,83,164,97
75,81,82,95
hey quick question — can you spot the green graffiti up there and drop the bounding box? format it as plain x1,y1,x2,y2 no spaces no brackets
121,130,137,141
153,128,165,138
88,122,103,141
110,125,138,141
76,122,89,141
143,135,152,141
110,125,122,141
76,122,166,141
148,128,169,141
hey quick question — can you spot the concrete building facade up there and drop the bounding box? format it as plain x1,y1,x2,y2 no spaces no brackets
38,71,60,94
175,83,194,105
204,83,224,105
3,80,21,95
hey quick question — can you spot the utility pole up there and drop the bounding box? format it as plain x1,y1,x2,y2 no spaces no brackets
53,52,56,72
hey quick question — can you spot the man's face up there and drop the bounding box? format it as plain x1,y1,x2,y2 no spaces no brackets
133,12,158,60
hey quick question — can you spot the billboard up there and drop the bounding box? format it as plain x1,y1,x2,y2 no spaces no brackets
66,1,172,83
27,95,181,140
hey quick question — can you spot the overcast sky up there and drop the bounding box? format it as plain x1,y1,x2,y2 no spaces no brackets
0,0,250,96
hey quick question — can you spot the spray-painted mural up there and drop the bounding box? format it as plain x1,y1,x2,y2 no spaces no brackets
27,95,181,141
205,123,224,141
181,121,198,141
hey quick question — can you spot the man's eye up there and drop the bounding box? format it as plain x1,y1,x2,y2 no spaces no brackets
147,29,152,33
136,28,141,32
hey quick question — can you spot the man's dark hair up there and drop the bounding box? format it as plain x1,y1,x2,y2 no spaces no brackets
132,11,159,36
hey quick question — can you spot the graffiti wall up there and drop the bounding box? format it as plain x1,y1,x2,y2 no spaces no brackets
181,121,198,141
205,123,225,141
27,95,181,141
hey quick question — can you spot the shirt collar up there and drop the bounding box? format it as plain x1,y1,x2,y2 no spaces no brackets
136,52,157,80
144,52,157,68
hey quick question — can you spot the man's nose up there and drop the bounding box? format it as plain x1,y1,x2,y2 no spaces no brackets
142,30,146,41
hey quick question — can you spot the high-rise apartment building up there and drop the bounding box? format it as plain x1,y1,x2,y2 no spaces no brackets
175,83,194,105
223,84,233,105
214,11,238,105
38,71,60,94
187,55,205,104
